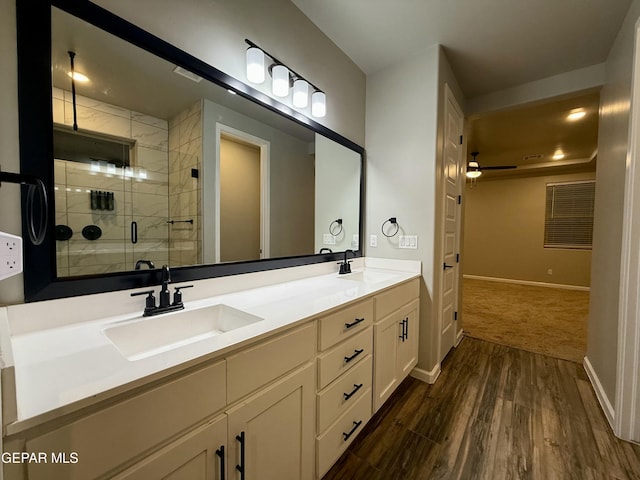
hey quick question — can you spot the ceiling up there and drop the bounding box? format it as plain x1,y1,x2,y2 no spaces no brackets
291,0,631,99
291,0,628,180
467,90,600,178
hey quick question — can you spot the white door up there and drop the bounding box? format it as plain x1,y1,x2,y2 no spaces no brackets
439,84,464,361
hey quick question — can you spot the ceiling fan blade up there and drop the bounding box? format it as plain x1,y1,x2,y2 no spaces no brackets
479,165,517,170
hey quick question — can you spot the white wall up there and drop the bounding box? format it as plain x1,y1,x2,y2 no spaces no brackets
587,0,640,405
0,0,365,305
365,45,465,373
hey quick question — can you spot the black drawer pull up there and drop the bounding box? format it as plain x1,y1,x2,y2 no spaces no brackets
235,431,245,480
215,445,225,479
345,317,365,329
343,420,363,441
344,348,364,363
344,383,363,401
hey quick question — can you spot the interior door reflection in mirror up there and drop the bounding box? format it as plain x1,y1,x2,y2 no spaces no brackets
51,6,360,278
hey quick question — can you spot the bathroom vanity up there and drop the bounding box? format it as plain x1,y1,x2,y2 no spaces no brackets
0,258,420,479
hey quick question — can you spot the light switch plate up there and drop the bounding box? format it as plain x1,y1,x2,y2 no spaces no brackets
398,235,418,249
323,233,336,245
0,231,23,280
369,234,378,247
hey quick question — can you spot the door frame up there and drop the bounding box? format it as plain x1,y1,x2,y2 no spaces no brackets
214,123,270,262
615,19,640,443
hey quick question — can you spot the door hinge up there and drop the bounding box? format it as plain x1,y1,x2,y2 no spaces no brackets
457,195,462,205
456,253,460,263
454,311,458,321
459,135,463,145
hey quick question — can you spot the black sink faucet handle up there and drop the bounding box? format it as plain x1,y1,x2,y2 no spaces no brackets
173,285,194,306
131,289,157,311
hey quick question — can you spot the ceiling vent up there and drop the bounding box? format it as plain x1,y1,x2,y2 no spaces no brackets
523,154,543,161
173,66,203,83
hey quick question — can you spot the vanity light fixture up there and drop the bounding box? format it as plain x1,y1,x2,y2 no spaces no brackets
271,64,290,97
245,39,326,117
246,46,266,84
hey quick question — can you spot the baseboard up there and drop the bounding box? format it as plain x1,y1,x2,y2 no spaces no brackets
455,328,464,346
411,363,441,384
463,274,590,292
583,356,615,428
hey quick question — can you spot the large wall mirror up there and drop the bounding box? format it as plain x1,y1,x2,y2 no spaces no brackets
17,0,364,301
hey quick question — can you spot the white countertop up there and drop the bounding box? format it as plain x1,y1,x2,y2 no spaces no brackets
1,258,420,430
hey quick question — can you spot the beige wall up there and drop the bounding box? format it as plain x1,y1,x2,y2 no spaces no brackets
463,172,595,287
0,0,365,305
588,0,640,404
220,137,261,262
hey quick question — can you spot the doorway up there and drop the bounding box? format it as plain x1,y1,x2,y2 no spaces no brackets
213,124,270,263
460,92,598,363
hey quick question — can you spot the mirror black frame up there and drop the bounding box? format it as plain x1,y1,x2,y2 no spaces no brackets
17,0,365,302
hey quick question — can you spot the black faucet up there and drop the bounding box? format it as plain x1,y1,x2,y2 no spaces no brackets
130,264,193,316
338,249,354,275
135,259,155,270
319,247,333,254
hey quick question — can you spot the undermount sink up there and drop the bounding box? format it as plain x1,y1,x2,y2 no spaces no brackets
337,270,396,284
103,304,263,361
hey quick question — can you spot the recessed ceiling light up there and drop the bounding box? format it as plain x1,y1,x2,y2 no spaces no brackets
553,150,565,160
567,109,586,121
227,89,237,95
67,71,89,82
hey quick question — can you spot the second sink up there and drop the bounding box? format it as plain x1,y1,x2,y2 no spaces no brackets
103,304,263,361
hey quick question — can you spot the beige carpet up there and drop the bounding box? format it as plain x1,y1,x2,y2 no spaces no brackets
462,278,589,363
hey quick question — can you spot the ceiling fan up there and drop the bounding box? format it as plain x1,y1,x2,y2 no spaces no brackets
466,151,517,178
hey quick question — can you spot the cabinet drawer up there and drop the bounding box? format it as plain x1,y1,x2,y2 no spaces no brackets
227,322,316,403
26,360,226,480
317,355,372,433
316,388,372,478
318,298,373,351
317,327,372,389
375,278,419,321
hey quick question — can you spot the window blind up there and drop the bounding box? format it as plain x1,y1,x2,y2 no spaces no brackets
544,181,595,249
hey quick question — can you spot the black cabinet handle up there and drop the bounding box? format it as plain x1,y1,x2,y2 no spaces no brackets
235,431,245,480
215,445,225,479
130,221,138,244
345,317,365,329
444,263,454,269
342,420,363,441
399,319,405,341
343,383,363,401
344,348,364,363
404,317,409,340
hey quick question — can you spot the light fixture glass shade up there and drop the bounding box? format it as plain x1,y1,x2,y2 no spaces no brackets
466,170,482,179
272,65,290,97
246,47,265,84
311,91,326,118
292,79,309,108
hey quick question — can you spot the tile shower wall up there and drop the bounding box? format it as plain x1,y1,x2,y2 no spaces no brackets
53,87,169,276
168,100,202,267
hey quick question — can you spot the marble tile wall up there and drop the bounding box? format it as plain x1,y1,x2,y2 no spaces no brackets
53,88,170,276
168,100,202,267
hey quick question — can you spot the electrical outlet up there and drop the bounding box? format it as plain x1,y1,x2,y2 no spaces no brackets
369,234,378,247
399,235,418,249
547,269,553,275
0,231,23,280
323,233,336,245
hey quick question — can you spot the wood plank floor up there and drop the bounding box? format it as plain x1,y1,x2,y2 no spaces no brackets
323,337,640,480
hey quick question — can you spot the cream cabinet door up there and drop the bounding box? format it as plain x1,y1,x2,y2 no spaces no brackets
226,363,315,480
112,415,227,480
397,299,419,380
373,313,400,412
